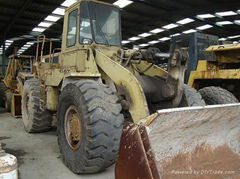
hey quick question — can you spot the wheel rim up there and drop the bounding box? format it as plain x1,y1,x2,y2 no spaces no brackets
64,105,82,150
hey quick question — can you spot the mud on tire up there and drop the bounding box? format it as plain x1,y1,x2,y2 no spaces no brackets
57,80,124,174
22,78,52,132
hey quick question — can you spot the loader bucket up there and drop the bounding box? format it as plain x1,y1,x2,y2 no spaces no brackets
115,104,240,179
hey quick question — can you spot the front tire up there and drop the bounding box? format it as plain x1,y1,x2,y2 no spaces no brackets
22,78,52,132
199,86,238,105
57,80,124,174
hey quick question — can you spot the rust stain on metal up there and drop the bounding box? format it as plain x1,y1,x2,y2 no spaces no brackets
116,104,240,179
148,104,240,179
159,144,240,179
115,122,160,179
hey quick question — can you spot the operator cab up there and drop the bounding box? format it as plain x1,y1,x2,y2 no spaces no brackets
64,1,121,50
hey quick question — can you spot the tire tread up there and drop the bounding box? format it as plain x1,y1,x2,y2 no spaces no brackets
22,78,52,132
180,84,205,107
57,79,124,173
199,86,238,104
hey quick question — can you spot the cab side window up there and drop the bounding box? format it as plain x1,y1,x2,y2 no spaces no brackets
79,2,92,43
67,9,78,47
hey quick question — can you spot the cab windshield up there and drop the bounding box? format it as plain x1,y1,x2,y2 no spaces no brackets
79,2,121,46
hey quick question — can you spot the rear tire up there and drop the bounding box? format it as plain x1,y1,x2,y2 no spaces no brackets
57,80,124,174
22,78,52,133
179,84,205,107
199,86,238,105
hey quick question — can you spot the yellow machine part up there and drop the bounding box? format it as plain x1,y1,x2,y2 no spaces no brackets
206,43,240,52
206,43,240,63
46,86,59,111
3,55,35,90
3,56,20,90
3,55,35,117
95,49,150,123
188,60,240,87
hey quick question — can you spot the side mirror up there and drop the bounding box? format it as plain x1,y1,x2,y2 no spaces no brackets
82,38,93,45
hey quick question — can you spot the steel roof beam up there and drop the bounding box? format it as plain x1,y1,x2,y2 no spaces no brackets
3,0,32,37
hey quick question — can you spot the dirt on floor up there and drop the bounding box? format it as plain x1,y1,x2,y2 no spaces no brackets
0,112,114,179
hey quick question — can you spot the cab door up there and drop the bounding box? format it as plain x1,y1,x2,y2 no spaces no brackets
60,2,98,74
60,5,79,69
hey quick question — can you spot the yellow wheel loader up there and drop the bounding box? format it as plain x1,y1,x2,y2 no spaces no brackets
20,0,240,177
0,54,34,116
188,43,240,104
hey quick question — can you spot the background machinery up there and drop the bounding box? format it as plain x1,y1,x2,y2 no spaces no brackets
172,32,219,82
0,54,34,116
188,43,240,104
17,0,239,177
172,32,239,104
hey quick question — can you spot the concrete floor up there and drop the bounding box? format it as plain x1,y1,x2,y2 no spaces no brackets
0,111,114,179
